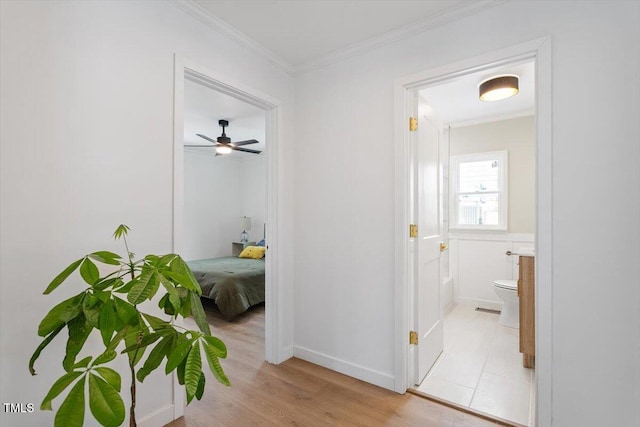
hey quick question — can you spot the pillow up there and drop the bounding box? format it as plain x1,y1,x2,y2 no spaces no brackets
256,239,266,247
238,245,266,259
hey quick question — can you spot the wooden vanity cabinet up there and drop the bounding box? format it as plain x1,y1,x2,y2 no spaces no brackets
518,255,535,368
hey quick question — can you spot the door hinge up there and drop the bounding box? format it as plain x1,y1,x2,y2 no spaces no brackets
409,117,418,132
409,224,418,238
409,330,418,345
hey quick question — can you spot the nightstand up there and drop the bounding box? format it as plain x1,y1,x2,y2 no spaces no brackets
232,241,256,256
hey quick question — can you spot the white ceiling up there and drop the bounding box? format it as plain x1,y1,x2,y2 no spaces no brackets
183,1,531,132
420,60,535,126
191,0,478,68
184,78,265,157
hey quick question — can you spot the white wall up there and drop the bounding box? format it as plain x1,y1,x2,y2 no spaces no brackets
294,2,639,426
0,1,294,426
183,152,266,260
450,232,534,309
240,156,268,243
450,116,536,233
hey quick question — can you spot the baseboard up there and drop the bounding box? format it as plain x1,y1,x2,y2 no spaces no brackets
139,404,175,427
455,296,502,311
280,345,294,362
293,345,395,391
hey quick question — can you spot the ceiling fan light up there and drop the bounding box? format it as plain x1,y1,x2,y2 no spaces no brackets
216,145,232,154
479,75,519,102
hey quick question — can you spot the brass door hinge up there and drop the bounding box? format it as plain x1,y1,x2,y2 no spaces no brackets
409,224,418,238
440,242,448,252
409,330,418,345
409,117,418,132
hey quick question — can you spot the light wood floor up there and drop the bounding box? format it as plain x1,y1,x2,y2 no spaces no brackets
166,300,502,427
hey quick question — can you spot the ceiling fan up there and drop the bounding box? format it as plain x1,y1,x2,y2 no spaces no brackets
185,119,261,155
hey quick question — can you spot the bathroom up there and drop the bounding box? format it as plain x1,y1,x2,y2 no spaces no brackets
413,61,537,426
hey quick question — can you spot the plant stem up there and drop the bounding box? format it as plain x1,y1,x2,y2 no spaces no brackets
129,357,137,427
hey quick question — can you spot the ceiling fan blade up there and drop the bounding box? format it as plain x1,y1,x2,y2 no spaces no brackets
232,139,259,147
184,144,217,148
233,147,262,154
196,133,218,144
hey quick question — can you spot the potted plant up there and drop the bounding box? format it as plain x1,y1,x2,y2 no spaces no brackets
29,225,229,427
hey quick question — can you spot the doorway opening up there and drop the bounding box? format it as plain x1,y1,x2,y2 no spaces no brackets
394,38,552,427
172,57,284,418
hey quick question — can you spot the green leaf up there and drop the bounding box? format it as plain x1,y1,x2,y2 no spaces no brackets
123,328,146,367
104,325,130,354
94,277,123,291
93,350,117,366
88,373,125,427
92,290,111,303
114,277,137,294
94,367,121,392
44,258,83,294
63,314,92,372
29,323,65,375
202,339,230,386
88,251,122,266
144,254,160,266
190,292,211,336
120,333,161,354
159,253,178,266
127,268,158,304
159,293,175,316
185,341,202,398
113,224,130,240
202,335,227,358
112,296,138,326
72,356,92,369
137,335,174,383
163,271,199,293
195,372,206,401
159,275,181,313
54,375,85,427
170,256,202,294
176,358,187,385
40,371,84,410
80,258,100,285
99,299,117,346
38,294,83,337
165,334,193,374
82,295,102,327
141,313,170,331
179,290,192,318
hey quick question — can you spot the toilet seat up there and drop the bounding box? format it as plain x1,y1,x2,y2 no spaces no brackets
494,279,517,290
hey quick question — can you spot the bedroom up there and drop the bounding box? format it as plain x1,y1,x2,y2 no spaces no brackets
182,77,267,322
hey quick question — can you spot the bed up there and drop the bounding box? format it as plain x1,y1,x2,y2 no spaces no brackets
187,256,265,320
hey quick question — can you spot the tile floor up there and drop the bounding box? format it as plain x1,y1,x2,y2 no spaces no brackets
414,304,534,426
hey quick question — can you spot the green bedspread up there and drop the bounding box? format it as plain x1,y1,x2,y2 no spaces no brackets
187,257,265,320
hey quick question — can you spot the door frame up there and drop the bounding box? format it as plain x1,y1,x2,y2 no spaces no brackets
172,55,285,417
393,38,553,426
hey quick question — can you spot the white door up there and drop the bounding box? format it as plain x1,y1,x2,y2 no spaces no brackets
414,95,444,385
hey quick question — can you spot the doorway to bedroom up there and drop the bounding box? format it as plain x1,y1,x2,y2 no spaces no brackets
182,77,268,325
172,59,285,393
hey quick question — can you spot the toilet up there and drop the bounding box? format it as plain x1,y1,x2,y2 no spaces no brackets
493,279,519,328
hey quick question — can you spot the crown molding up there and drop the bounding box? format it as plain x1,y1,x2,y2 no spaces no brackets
168,0,296,76
169,0,507,77
446,108,535,128
294,0,508,75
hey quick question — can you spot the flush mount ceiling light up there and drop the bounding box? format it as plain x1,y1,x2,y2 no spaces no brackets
479,75,519,102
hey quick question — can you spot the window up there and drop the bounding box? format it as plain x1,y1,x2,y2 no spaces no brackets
450,151,507,230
